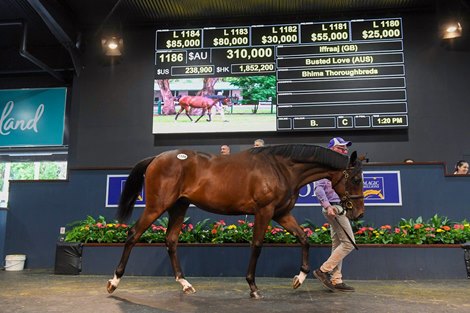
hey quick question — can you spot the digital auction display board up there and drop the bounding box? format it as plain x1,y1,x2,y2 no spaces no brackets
155,17,408,131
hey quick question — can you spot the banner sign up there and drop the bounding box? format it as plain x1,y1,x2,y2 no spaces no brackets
296,170,402,206
106,175,146,207
106,171,402,207
0,88,67,147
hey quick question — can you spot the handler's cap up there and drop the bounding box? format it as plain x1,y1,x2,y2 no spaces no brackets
328,137,352,149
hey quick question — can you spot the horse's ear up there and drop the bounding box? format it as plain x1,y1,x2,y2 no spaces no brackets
358,154,368,162
349,151,358,166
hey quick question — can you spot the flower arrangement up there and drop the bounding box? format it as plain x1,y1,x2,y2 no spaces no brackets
64,214,470,245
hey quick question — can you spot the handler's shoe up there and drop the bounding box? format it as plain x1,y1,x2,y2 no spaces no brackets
333,282,355,292
313,269,335,291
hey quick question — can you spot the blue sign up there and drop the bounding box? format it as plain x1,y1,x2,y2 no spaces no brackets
0,88,67,147
296,170,402,206
106,175,146,207
106,171,402,208
362,171,402,205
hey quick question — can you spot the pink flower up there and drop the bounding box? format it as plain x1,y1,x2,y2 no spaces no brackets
237,220,246,225
248,222,254,228
303,228,313,237
151,225,166,232
454,224,464,230
394,228,401,234
187,224,194,231
96,223,105,228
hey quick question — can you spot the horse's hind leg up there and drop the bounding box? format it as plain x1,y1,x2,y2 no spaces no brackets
185,112,193,121
175,106,193,122
184,108,193,122
175,106,183,120
107,207,164,293
273,214,310,289
165,201,195,294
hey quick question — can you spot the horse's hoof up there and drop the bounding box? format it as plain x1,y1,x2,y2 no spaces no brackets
292,275,302,289
107,281,117,294
183,286,196,294
250,291,263,299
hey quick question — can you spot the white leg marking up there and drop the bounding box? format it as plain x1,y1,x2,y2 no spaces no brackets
109,274,121,288
292,271,307,289
297,271,307,284
176,278,196,294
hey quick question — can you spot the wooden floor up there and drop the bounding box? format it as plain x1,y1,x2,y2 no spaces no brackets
1,269,469,313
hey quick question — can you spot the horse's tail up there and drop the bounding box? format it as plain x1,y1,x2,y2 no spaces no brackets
117,157,155,223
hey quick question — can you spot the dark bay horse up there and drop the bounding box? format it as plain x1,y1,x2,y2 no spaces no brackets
107,144,364,299
175,95,231,123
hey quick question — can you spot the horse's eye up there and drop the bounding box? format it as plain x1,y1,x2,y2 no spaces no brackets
353,177,362,184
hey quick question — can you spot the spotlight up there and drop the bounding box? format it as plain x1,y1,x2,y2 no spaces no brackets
101,36,123,56
442,21,462,39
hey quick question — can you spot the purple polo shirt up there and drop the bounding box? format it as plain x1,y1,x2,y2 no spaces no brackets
314,178,341,209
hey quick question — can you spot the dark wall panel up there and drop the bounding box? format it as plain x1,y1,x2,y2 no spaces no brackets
64,12,470,170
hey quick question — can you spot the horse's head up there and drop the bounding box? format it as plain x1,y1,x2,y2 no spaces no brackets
330,151,365,221
221,97,233,107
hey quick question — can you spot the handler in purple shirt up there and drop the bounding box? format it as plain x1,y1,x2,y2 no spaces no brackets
313,137,356,293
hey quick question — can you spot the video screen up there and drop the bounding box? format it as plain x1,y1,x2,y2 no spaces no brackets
153,18,408,134
153,75,277,134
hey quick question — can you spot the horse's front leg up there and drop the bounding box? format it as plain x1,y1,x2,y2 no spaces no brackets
274,214,310,289
107,211,159,293
246,213,272,299
166,204,195,294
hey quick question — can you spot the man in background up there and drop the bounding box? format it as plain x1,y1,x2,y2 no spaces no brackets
220,145,230,155
253,139,264,147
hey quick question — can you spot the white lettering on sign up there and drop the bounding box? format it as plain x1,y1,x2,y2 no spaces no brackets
0,101,44,135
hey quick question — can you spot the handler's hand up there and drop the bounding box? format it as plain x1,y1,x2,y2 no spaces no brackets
326,206,337,217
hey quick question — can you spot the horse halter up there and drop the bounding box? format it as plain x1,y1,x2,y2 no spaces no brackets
332,168,364,211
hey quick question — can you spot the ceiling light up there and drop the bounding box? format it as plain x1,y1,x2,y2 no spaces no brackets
101,36,123,56
442,22,462,39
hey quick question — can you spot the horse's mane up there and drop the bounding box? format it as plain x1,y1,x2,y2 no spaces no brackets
250,144,349,169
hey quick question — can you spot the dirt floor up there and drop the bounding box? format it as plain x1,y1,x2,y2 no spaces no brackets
1,269,469,313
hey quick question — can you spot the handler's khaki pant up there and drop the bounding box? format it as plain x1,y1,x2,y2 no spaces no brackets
319,205,355,285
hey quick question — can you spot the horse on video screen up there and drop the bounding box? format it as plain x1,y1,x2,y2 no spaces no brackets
107,144,364,299
175,95,232,123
